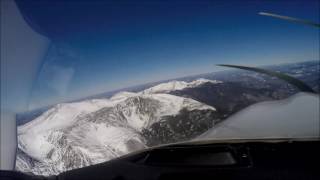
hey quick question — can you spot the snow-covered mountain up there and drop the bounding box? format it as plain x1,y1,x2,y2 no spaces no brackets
140,78,221,94
15,60,320,176
16,90,217,175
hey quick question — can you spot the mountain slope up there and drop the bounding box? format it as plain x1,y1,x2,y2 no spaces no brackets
16,92,217,175
169,81,293,118
140,78,221,94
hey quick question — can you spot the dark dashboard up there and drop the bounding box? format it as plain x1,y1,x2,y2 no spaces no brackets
1,140,319,180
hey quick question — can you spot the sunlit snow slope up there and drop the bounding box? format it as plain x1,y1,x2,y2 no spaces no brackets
141,78,221,94
16,80,217,175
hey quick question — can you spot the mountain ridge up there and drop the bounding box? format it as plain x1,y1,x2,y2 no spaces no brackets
16,88,219,175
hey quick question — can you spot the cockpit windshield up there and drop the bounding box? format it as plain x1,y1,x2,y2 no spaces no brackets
1,0,319,176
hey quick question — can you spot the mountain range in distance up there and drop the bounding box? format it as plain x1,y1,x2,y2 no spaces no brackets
17,60,319,126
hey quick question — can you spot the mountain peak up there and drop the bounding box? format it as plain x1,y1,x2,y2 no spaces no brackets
16,91,217,175
140,78,222,94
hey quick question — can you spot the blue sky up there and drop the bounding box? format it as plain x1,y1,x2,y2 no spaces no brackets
17,0,319,109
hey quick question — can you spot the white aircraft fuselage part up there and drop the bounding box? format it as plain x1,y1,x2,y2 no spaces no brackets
0,0,50,170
